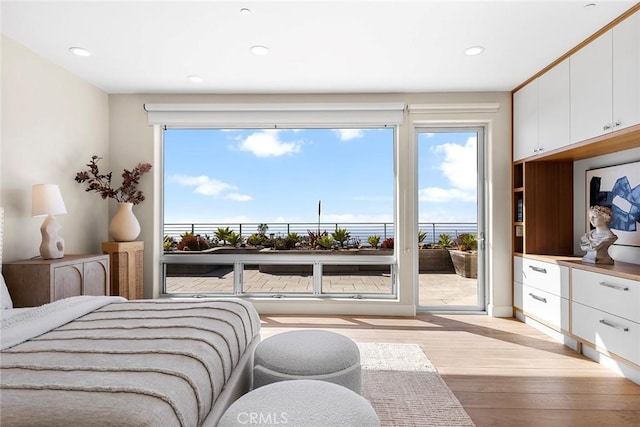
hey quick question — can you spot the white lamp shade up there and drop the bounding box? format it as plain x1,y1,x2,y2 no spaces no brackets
32,184,67,217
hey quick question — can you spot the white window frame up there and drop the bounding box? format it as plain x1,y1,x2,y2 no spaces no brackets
152,103,404,299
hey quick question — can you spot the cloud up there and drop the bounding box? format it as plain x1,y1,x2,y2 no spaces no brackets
418,135,477,203
169,174,251,201
334,129,363,141
418,208,476,223
419,187,476,203
169,174,236,196
226,193,253,202
432,136,477,191
238,130,302,157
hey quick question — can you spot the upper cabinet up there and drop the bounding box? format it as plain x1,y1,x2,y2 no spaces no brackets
513,59,570,162
538,59,571,153
613,11,640,134
570,31,613,143
513,79,538,161
570,11,640,144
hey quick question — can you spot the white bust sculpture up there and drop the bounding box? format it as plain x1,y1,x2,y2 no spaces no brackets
580,205,618,264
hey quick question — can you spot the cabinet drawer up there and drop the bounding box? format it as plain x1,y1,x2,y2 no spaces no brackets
572,301,640,365
520,258,569,298
521,284,569,331
572,269,640,323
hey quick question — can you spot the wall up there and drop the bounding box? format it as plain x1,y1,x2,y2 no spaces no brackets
0,36,109,262
109,92,513,316
573,147,640,264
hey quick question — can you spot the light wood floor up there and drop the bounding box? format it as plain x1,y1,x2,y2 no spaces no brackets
259,313,640,427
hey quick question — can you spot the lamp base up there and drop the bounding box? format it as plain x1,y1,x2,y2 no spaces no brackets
40,215,65,259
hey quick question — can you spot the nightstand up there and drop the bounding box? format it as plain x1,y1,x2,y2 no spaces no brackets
2,254,110,307
102,241,144,299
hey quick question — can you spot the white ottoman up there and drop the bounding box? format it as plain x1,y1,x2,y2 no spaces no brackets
218,380,380,427
253,330,361,393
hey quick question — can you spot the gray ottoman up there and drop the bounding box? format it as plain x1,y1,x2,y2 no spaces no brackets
218,379,380,427
253,330,361,393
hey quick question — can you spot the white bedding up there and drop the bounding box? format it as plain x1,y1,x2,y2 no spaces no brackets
1,295,126,350
0,296,261,426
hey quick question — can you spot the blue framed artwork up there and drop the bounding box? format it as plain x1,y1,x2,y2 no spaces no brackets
586,160,640,248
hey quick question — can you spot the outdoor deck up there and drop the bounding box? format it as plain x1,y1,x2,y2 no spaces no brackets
166,271,478,307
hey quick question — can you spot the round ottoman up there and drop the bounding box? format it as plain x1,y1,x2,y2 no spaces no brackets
253,330,361,393
218,380,380,427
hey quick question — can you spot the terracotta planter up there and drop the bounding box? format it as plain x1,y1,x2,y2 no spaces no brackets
109,202,140,242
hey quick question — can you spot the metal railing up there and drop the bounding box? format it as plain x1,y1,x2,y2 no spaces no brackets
164,222,477,246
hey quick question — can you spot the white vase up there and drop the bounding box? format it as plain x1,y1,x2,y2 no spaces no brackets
109,202,141,242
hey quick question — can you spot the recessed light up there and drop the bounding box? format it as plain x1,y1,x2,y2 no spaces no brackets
187,75,204,83
240,8,251,14
250,45,270,56
464,46,485,56
69,47,91,57
584,3,597,9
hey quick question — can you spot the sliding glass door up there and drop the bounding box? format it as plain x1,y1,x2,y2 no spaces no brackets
416,127,485,311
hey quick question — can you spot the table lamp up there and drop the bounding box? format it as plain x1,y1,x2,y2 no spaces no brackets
32,184,67,259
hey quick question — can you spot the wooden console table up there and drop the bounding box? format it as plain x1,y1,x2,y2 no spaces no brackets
3,254,109,307
102,241,144,299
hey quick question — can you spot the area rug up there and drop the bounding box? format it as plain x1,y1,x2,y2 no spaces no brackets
358,342,475,427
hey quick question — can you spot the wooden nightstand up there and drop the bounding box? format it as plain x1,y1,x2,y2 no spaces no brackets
102,241,144,299
2,254,110,308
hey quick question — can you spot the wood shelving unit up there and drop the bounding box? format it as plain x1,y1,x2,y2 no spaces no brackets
512,160,574,256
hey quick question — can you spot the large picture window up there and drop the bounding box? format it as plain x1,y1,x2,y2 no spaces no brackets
161,127,397,298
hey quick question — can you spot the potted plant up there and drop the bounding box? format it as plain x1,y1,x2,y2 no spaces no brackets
75,155,152,241
449,233,478,278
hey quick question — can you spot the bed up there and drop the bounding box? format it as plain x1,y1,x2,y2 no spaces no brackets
0,208,262,426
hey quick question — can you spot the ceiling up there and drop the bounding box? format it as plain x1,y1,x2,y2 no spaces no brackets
1,1,637,94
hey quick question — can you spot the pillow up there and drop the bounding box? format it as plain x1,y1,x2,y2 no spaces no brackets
1,273,13,309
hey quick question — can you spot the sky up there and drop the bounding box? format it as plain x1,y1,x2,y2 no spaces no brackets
163,128,478,225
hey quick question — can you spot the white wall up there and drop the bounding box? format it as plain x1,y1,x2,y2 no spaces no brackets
0,36,109,262
109,92,513,316
573,147,640,265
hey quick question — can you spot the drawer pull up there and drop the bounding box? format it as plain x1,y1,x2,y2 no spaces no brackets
599,319,629,332
529,266,547,274
529,293,547,304
598,281,629,292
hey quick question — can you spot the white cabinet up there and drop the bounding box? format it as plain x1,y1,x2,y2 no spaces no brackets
513,59,571,161
513,256,570,331
572,268,640,323
571,267,640,365
613,11,640,134
513,80,538,161
538,59,571,153
570,31,612,143
571,11,640,144
572,302,640,365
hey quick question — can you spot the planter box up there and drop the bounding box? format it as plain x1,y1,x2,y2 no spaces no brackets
449,250,478,278
418,248,455,273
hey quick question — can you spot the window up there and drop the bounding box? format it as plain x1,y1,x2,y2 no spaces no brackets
161,127,397,298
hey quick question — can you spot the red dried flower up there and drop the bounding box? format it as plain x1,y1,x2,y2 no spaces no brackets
74,155,152,205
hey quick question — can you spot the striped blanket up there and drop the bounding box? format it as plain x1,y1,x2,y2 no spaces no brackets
0,296,261,426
